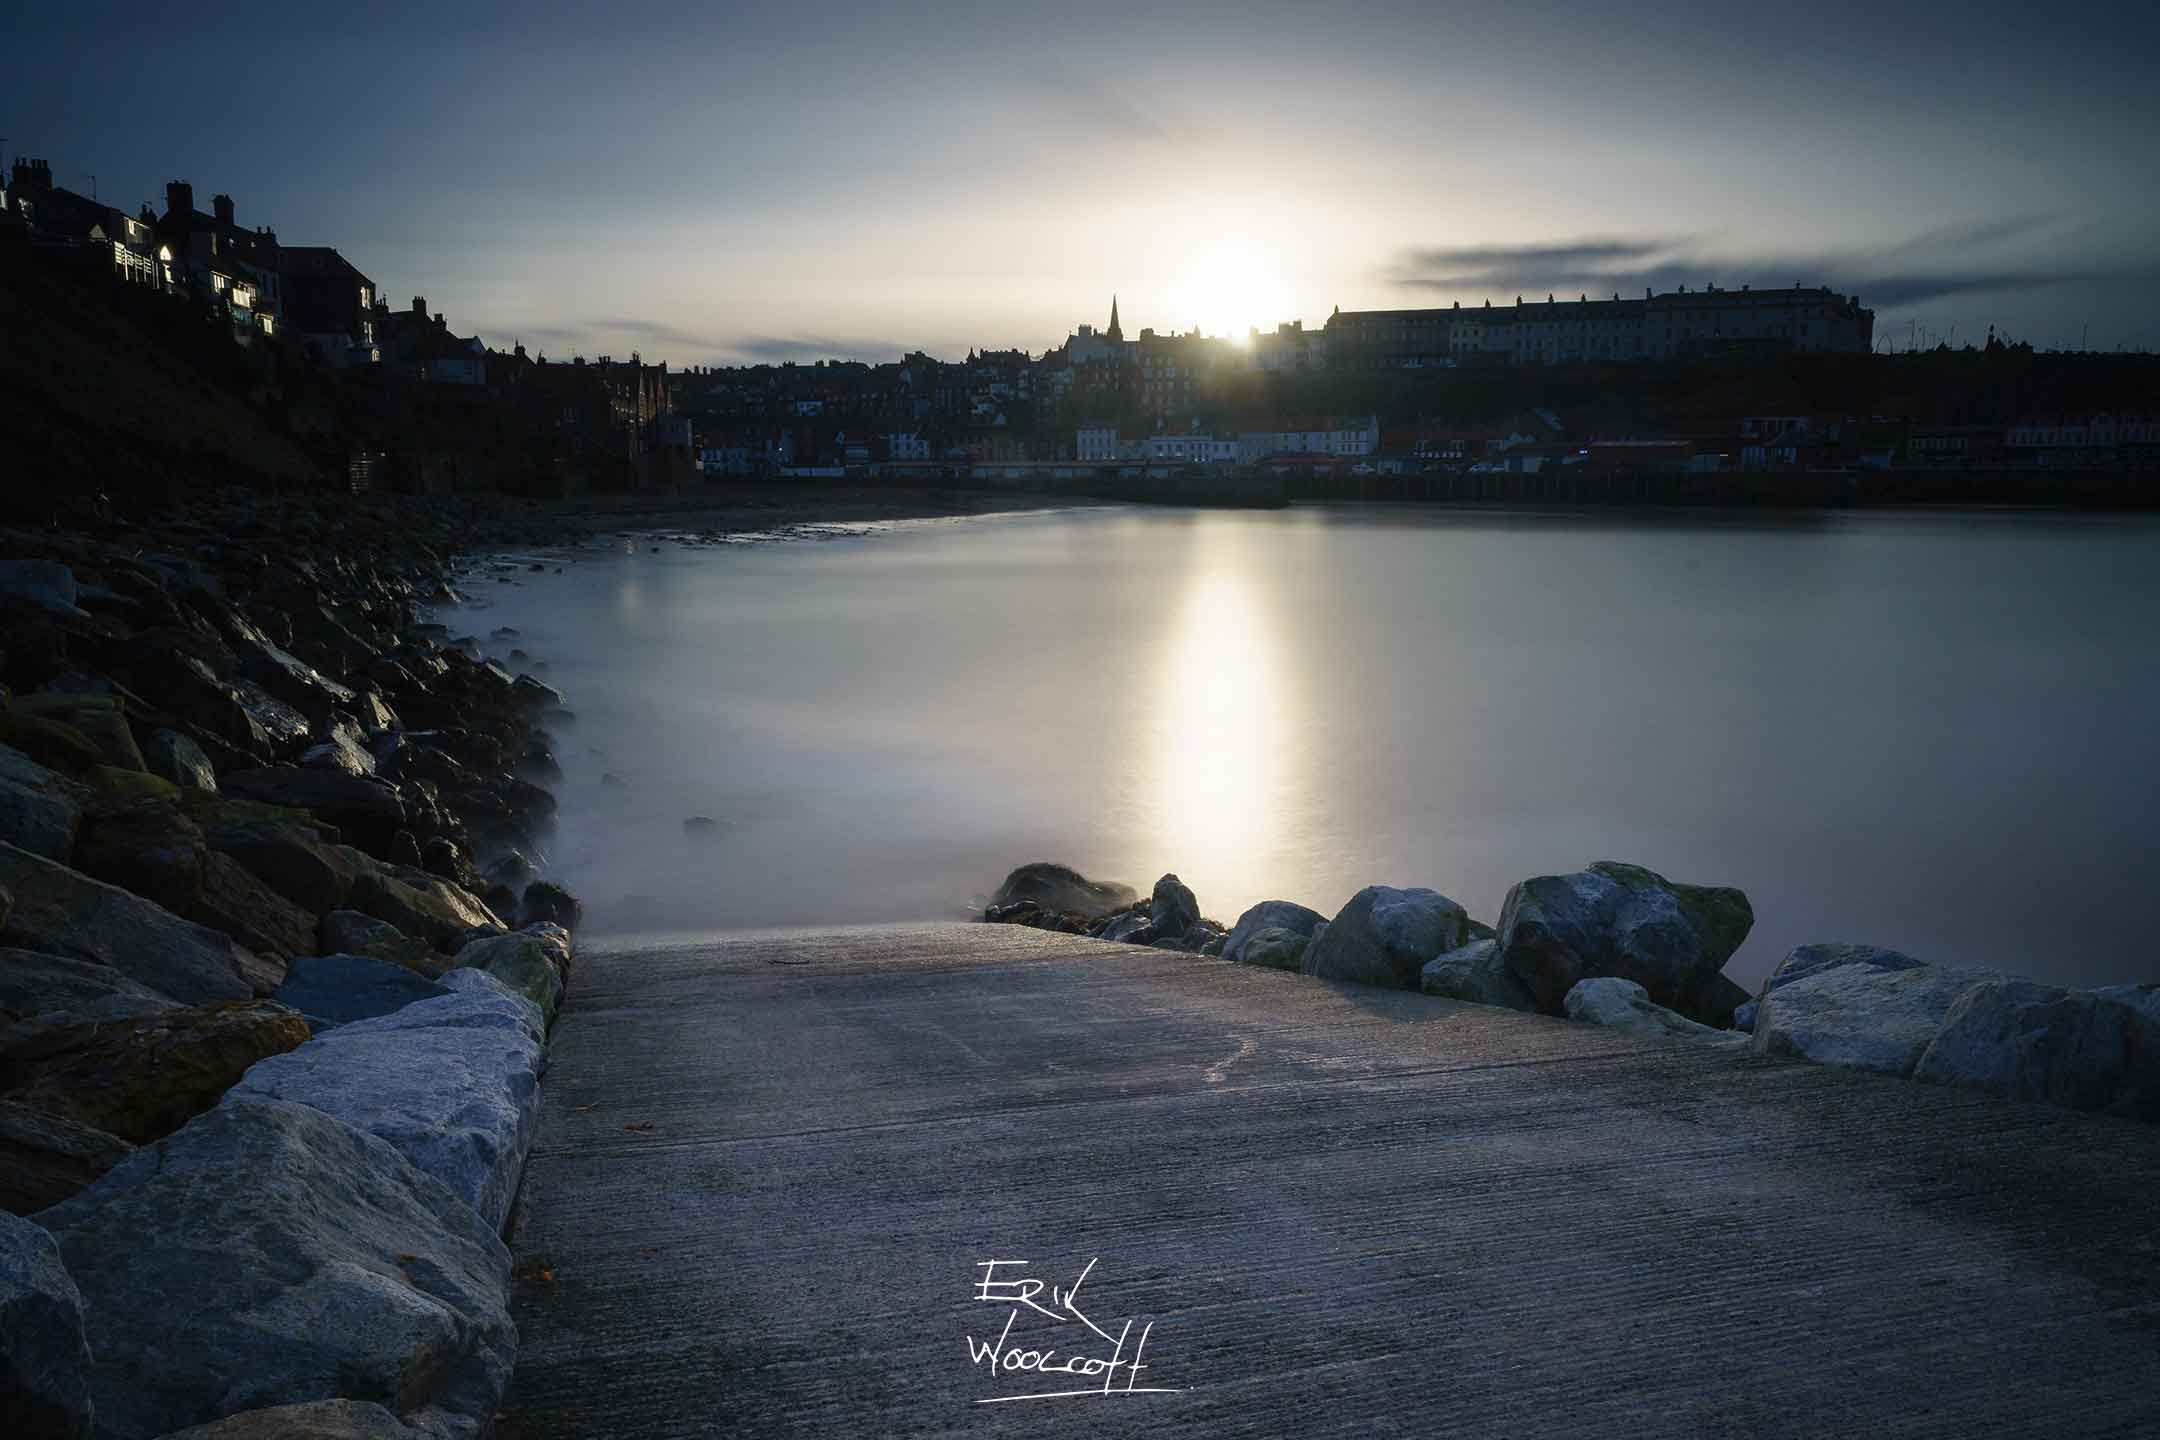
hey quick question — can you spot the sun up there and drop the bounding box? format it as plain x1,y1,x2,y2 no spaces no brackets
1166,243,1289,344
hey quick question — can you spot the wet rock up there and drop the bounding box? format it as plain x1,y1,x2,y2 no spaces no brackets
511,674,564,710
1420,937,1540,1012
189,852,318,966
1304,886,1477,990
301,718,377,778
0,744,92,862
271,954,450,1031
221,768,406,858
0,843,258,1004
71,797,209,914
37,1099,514,1440
351,866,500,949
228,679,313,749
0,1101,133,1215
1238,926,1311,972
1222,900,1326,966
235,986,546,1231
1912,981,2160,1119
1751,953,1993,1078
990,862,1137,922
0,1209,94,1439
232,631,358,713
454,924,571,1024
0,999,310,1144
521,879,582,932
1150,873,1200,934
485,850,536,892
1095,911,1156,945
1564,977,1750,1047
140,729,218,791
1497,861,1753,1017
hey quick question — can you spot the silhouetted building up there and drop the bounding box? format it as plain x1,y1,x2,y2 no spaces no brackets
282,246,379,365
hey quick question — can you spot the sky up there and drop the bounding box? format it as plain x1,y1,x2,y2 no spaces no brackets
13,0,2160,364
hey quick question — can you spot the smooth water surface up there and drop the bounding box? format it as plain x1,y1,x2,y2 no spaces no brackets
443,504,2160,990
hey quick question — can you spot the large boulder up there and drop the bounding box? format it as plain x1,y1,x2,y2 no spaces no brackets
0,711,104,783
0,1000,311,1145
272,955,449,1030
301,719,377,779
140,729,218,792
1420,937,1540,1013
990,862,1137,922
1912,981,2160,1119
0,1102,133,1214
0,560,84,620
1222,900,1326,966
320,910,437,971
1237,926,1311,972
219,770,405,858
10,696,144,774
233,987,546,1231
0,1210,93,1439
189,853,318,966
1149,873,1200,934
1732,943,1931,1033
1751,953,1992,1078
0,950,178,1026
1497,861,1753,1017
453,924,570,1024
350,867,500,950
70,798,209,915
1303,886,1477,990
203,815,359,915
0,843,261,1004
34,1099,514,1440
1564,977,1750,1048
0,746,92,863
519,880,581,932
157,1400,441,1439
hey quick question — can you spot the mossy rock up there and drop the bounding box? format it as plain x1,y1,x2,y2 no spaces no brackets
174,792,340,840
12,693,146,772
0,707,106,779
88,767,181,803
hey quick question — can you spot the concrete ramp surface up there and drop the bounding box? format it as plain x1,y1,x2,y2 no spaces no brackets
502,924,2160,1438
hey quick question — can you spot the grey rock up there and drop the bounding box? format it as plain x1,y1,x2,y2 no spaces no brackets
0,1101,133,1214
204,818,361,915
1095,911,1156,946
0,561,84,620
351,867,501,950
1497,861,1753,1016
271,954,450,1030
1763,942,1931,991
2091,983,2160,1027
519,880,582,932
0,843,256,1004
990,862,1137,922
140,730,218,792
1752,957,1993,1077
1564,977,1750,1048
1222,900,1325,966
453,924,571,1024
1420,937,1540,1013
34,1099,513,1440
301,721,377,779
1913,981,2160,1119
0,1210,93,1439
1303,886,1476,990
0,949,179,1025
0,745,92,863
1150,873,1200,934
232,992,545,1230
1237,926,1310,972
319,910,437,969
436,967,546,1041
220,769,406,858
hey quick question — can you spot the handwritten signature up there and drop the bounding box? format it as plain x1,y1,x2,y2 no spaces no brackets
965,1258,1185,1403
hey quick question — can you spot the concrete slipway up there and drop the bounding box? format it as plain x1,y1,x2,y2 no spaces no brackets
501,924,2160,1439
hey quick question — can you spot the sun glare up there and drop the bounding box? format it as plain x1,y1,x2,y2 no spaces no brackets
1167,243,1289,343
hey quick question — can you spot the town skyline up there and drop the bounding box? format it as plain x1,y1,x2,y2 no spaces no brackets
15,0,2160,365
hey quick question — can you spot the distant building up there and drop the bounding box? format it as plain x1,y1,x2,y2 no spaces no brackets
1076,421,1119,462
1145,431,1238,464
1237,415,1380,463
1326,286,1874,368
283,245,379,365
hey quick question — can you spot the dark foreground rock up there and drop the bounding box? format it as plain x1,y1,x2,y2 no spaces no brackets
158,1400,443,1439
0,1209,94,1439
1497,861,1751,1020
0,1102,133,1215
1304,886,1479,990
35,1098,514,1440
1221,900,1325,966
1419,937,1538,1012
989,862,1137,922
0,843,265,1003
271,955,450,1030
0,744,91,863
1912,981,2160,1118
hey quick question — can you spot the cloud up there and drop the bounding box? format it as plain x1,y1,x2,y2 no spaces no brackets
1379,222,2141,312
726,334,911,365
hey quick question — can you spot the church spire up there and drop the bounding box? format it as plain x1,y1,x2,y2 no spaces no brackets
1107,294,1122,342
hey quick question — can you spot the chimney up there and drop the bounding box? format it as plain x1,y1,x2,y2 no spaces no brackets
413,296,428,319
213,193,234,226
165,180,193,220
12,157,53,193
